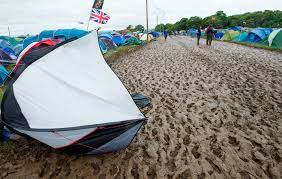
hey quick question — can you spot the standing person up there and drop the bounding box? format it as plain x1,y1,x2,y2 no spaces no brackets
206,25,213,46
164,30,169,40
196,27,202,46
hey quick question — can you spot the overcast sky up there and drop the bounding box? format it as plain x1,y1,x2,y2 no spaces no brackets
1,0,282,36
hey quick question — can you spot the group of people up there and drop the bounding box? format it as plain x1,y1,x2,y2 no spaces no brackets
197,25,216,46
163,26,216,46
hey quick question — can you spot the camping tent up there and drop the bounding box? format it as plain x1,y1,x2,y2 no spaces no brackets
99,35,117,51
98,40,108,54
39,30,55,41
245,28,273,43
1,47,17,60
12,39,56,76
187,28,197,37
233,32,248,42
150,32,161,38
53,29,88,41
23,35,39,49
221,30,240,41
268,29,282,48
111,33,126,46
0,36,19,47
23,29,88,49
99,33,114,40
13,44,24,56
1,32,145,154
123,34,142,45
140,34,154,41
0,65,9,85
215,31,224,39
0,39,11,49
229,26,243,31
127,36,142,45
0,49,16,65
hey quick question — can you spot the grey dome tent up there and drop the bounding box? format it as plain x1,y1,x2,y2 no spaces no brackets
1,32,146,154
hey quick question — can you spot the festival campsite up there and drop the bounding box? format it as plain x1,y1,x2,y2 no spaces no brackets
0,0,281,178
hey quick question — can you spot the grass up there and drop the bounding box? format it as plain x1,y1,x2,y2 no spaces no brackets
227,41,282,52
104,45,144,64
195,35,282,52
0,87,5,102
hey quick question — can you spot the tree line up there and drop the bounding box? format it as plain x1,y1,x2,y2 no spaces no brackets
155,10,282,32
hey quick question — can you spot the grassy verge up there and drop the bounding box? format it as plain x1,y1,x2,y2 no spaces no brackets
104,45,144,64
226,41,282,52
190,35,282,52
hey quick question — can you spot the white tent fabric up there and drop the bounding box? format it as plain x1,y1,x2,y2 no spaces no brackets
13,31,144,129
140,34,154,41
268,29,281,47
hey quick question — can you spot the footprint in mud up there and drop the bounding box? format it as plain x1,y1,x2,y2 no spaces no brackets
176,169,192,179
152,128,158,137
131,163,139,178
228,136,240,147
192,145,201,159
185,125,192,134
183,135,191,146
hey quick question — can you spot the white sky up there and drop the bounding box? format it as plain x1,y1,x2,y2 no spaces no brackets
0,0,282,36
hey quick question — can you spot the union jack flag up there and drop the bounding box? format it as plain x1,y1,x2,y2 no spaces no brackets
90,8,110,24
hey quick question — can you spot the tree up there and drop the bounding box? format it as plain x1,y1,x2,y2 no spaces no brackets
155,24,165,32
165,23,175,33
154,10,282,32
187,16,202,29
126,25,134,32
134,25,145,32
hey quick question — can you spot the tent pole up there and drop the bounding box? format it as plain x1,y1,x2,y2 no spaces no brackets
146,0,149,41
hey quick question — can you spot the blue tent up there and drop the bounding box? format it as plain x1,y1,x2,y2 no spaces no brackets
53,29,88,41
229,26,243,31
0,64,9,85
245,28,273,43
233,32,248,42
39,30,55,41
123,34,133,40
23,35,39,49
0,39,11,49
215,31,224,39
98,40,108,54
150,32,161,38
2,47,17,60
99,33,114,40
13,44,24,56
187,28,197,37
99,34,118,51
111,33,126,46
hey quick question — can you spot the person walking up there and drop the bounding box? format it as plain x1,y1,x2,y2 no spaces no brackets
196,27,202,46
164,30,169,40
206,25,213,46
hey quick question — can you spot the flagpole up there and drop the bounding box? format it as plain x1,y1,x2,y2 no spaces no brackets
146,0,149,41
87,19,90,31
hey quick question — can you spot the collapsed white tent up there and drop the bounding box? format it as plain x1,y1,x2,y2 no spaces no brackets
140,34,154,41
1,32,146,154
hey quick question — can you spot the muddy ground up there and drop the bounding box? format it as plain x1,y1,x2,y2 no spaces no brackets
0,36,281,179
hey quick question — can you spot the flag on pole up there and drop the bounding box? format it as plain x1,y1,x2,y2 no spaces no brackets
90,9,110,24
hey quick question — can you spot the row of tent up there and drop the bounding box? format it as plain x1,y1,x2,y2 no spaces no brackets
0,29,162,85
186,27,282,49
98,31,161,54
